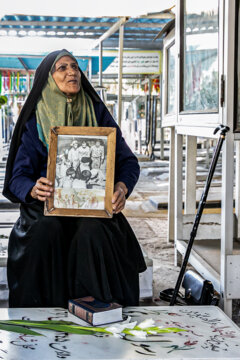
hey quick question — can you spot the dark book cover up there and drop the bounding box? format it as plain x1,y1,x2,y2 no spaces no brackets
68,296,123,325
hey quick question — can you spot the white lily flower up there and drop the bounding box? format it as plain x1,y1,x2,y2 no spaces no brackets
123,321,137,329
137,318,155,329
105,324,127,334
148,330,157,334
127,330,147,339
105,323,130,334
105,320,137,335
112,333,124,339
121,316,132,324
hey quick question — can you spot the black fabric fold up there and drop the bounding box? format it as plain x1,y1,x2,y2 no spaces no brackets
8,203,146,307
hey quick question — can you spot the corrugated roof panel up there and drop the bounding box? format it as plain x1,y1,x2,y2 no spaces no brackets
21,57,42,70
77,59,88,72
91,56,116,75
0,56,116,73
0,14,169,49
0,58,25,69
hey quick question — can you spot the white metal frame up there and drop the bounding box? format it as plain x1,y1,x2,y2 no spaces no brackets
168,0,239,318
162,30,178,242
162,29,177,128
220,0,235,316
176,0,222,130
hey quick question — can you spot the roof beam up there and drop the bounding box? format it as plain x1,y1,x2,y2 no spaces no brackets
137,6,175,19
0,20,116,27
0,20,165,29
0,26,160,35
0,33,160,40
0,54,91,59
18,57,29,70
89,17,129,49
99,39,163,50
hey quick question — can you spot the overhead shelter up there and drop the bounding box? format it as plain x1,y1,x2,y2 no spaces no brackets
0,11,173,130
0,13,174,50
0,54,115,75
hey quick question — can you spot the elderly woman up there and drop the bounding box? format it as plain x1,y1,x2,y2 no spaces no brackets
3,49,146,308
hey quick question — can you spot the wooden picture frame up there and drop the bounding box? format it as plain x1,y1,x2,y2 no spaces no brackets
44,126,116,218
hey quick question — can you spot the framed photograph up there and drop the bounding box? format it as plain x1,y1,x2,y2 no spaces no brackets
44,126,116,218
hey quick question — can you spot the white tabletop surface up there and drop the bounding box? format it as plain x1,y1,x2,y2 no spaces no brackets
0,306,239,360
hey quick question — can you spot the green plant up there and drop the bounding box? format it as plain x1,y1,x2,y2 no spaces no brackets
0,95,7,109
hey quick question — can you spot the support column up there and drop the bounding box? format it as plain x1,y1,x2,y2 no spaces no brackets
205,139,210,168
159,73,164,160
221,132,234,317
167,127,175,242
26,71,30,93
88,57,92,83
0,109,3,152
99,42,103,87
147,78,152,155
138,130,142,154
117,25,124,128
235,142,240,239
174,133,183,266
184,135,197,214
160,128,164,160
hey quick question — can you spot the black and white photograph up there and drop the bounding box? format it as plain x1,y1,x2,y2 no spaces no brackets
54,134,107,210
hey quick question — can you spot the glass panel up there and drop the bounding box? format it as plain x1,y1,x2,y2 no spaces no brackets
167,42,176,114
157,98,161,128
236,1,240,130
183,0,219,112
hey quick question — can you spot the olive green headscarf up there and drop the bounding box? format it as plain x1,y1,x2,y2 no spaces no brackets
36,50,97,149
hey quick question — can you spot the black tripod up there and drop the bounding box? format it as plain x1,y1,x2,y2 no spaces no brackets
170,125,230,306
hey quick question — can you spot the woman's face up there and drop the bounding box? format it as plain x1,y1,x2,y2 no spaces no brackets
52,56,81,96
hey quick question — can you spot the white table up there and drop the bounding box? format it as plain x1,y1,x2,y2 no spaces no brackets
0,306,239,359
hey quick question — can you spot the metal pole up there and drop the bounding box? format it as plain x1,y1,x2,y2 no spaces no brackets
26,71,30,93
150,95,156,160
145,94,151,155
184,136,197,214
167,127,175,243
148,78,152,154
99,42,102,87
117,25,124,128
159,73,164,160
88,57,92,83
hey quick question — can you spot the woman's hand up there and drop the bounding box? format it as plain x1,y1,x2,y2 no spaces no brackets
112,181,128,214
30,177,53,201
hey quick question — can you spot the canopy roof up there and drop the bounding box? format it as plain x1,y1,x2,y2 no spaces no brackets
0,13,174,49
0,12,174,72
0,54,116,74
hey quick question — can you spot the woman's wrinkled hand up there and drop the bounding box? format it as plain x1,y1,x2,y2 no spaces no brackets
112,181,128,214
30,177,53,201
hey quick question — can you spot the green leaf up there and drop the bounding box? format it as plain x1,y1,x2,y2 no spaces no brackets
0,320,111,335
146,326,186,334
16,320,78,326
0,323,43,336
0,320,187,338
123,326,186,335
